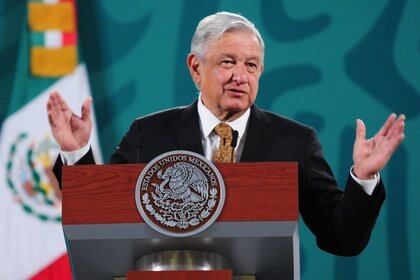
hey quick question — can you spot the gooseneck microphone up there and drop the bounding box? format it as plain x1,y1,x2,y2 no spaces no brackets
231,130,239,162
231,130,239,148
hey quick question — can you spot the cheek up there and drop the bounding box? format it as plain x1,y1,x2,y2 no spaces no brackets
249,76,259,97
211,68,232,86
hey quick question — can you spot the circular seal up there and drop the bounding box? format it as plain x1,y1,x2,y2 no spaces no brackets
5,132,62,222
135,150,225,237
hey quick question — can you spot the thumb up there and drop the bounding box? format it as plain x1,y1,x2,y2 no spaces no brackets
81,97,93,121
355,119,366,142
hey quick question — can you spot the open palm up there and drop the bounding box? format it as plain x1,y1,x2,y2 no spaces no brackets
47,92,92,151
353,114,405,179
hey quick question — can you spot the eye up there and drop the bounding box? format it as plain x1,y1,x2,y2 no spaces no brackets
246,62,258,72
221,60,234,68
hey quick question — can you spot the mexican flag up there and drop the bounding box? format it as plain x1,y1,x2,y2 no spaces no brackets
0,1,102,279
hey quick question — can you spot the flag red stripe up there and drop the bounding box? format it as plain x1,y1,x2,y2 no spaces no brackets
63,32,77,45
29,253,72,280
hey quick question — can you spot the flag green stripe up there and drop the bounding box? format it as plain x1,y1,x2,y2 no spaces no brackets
30,32,44,47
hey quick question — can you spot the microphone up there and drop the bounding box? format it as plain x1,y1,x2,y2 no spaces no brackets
231,130,239,148
231,130,239,163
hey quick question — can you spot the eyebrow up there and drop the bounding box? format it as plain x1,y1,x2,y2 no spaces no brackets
220,54,261,62
220,54,235,59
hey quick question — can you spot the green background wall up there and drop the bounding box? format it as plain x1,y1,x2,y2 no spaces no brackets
1,0,419,279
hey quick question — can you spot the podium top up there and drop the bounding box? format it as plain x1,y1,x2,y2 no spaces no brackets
62,162,298,225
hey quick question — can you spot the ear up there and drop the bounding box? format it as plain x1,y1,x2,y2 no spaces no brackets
187,54,202,86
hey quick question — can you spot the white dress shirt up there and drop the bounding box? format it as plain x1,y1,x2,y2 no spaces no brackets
61,95,379,195
197,94,250,162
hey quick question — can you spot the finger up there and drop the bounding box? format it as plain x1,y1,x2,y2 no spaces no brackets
382,119,405,154
49,92,71,126
55,92,70,112
51,92,63,113
374,113,396,138
367,138,375,150
47,98,54,121
48,95,61,127
387,131,405,154
386,114,405,139
81,97,92,121
355,119,366,142
47,96,53,112
48,95,61,120
47,111,56,127
386,123,405,151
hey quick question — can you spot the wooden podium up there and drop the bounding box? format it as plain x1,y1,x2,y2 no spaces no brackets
62,162,299,279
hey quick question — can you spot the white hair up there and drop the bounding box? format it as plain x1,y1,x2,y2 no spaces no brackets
190,11,265,64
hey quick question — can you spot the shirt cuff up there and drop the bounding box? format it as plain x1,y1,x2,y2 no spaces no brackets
60,144,90,165
350,166,380,196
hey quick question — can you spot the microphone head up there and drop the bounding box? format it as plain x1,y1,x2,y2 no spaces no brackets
231,130,239,148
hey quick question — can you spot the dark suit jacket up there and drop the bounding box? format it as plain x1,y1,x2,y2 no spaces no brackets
54,100,385,256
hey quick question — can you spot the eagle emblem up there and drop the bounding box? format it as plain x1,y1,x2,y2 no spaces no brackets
135,151,225,237
152,162,208,203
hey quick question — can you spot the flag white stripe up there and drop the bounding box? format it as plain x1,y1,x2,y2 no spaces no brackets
44,30,63,48
43,0,60,4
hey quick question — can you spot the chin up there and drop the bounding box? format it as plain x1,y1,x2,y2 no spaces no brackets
225,102,249,113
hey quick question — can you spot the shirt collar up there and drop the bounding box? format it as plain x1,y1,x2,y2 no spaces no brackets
197,93,250,140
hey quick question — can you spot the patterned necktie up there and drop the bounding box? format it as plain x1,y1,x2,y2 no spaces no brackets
213,123,236,163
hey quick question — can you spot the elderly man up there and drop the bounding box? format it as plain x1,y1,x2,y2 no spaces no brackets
47,12,405,256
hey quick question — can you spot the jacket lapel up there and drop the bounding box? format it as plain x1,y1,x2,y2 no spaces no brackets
240,105,275,162
173,101,274,161
173,99,204,155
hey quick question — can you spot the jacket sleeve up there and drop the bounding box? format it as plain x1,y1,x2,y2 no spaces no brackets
110,119,143,164
52,148,96,189
53,119,144,188
299,128,386,256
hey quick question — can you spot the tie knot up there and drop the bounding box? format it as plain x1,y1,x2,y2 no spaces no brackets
214,123,233,140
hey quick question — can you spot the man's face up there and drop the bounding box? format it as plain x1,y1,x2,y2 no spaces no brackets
188,30,264,120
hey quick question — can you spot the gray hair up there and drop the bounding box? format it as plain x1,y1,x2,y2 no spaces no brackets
190,11,265,64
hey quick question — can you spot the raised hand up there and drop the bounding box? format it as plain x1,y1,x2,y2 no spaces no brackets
47,91,93,151
353,113,405,179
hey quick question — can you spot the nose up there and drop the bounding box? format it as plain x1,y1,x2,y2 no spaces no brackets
231,66,248,85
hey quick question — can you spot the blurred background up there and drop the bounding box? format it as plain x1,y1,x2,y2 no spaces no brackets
0,0,419,279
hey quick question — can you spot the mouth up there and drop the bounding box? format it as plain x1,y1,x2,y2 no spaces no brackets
225,88,247,95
